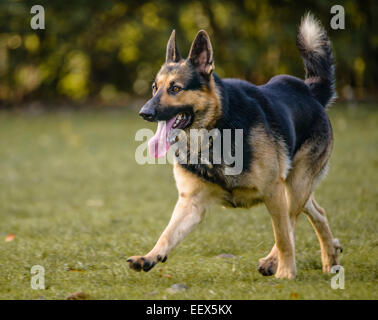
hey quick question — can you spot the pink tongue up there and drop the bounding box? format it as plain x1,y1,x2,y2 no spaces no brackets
148,117,176,158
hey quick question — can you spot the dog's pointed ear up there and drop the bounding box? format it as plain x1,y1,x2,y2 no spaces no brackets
166,30,181,63
188,30,214,77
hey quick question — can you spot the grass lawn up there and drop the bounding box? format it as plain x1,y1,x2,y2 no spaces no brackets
0,104,377,300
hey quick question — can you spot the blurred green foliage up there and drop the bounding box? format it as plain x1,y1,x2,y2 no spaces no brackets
0,0,377,106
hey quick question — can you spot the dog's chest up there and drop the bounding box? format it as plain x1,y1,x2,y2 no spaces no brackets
180,163,232,190
180,163,263,208
222,187,263,208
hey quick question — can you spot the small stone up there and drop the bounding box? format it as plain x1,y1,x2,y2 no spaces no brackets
86,198,103,207
166,283,188,294
217,253,236,259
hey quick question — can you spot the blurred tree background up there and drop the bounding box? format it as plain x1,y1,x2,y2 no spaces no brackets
0,0,377,107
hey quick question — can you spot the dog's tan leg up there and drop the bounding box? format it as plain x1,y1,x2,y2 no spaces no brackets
258,211,300,276
303,195,341,272
264,180,296,279
258,139,327,277
258,177,305,277
127,191,208,272
127,163,215,272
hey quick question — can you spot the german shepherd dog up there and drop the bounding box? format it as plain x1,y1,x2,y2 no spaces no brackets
127,14,342,279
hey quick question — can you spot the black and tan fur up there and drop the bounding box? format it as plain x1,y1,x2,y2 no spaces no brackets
127,14,341,279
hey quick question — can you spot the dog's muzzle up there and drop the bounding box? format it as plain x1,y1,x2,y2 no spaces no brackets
139,100,156,122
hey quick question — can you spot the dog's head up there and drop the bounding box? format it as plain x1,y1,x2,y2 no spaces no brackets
139,30,221,158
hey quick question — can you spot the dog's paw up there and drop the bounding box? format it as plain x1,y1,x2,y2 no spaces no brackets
333,238,343,253
126,254,167,272
275,267,296,279
321,238,342,273
257,256,278,276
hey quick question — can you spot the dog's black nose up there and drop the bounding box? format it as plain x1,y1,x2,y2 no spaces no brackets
139,110,155,121
139,104,156,122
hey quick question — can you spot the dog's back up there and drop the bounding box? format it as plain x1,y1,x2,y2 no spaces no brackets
260,74,332,157
218,13,336,162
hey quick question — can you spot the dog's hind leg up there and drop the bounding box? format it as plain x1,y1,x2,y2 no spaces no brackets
264,180,296,279
258,207,302,276
258,139,329,276
258,156,311,277
258,210,301,276
303,195,341,272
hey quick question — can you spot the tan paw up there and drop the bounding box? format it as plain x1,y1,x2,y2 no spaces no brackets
258,256,278,276
126,254,167,272
275,266,296,279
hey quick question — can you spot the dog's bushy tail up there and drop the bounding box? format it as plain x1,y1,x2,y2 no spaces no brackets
297,13,336,107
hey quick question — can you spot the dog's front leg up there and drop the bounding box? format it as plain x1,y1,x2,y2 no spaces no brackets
127,193,206,272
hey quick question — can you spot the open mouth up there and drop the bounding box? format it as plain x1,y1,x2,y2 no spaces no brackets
172,112,192,130
148,112,193,158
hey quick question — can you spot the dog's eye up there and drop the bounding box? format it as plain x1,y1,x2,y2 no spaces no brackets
170,85,182,94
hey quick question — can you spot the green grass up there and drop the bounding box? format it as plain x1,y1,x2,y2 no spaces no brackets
0,104,377,300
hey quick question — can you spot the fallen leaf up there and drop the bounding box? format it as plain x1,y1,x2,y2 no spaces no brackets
5,234,15,242
66,291,90,300
64,262,86,272
290,292,299,299
161,273,172,279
